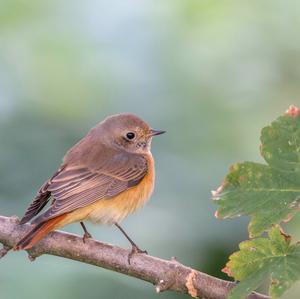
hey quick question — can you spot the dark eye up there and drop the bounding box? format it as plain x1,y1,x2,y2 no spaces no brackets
126,132,135,140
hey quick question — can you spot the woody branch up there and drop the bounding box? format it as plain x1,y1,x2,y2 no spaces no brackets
0,215,269,299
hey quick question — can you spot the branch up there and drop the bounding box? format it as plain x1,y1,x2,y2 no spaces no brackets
0,215,269,299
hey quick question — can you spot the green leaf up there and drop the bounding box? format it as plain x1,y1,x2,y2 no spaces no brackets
214,106,300,237
225,227,300,299
261,112,300,173
215,162,300,237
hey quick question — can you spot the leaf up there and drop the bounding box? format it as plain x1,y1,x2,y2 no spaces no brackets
224,227,300,299
213,105,300,237
261,110,300,172
214,162,300,237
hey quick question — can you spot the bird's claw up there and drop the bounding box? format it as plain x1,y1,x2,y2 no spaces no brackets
128,245,148,264
82,232,92,243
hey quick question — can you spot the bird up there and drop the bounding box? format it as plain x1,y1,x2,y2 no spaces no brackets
14,113,165,261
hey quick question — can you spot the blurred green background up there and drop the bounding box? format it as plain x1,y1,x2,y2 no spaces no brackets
1,1,300,298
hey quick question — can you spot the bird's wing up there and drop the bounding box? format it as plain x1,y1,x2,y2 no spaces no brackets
31,151,148,224
19,167,66,224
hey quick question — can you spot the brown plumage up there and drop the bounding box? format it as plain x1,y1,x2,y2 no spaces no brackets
15,113,164,252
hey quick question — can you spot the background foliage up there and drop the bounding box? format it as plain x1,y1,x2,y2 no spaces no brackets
1,1,300,298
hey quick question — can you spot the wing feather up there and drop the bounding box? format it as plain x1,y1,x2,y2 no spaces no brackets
19,167,66,224
31,151,148,224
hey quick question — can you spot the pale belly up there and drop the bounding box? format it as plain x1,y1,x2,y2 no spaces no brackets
58,155,155,227
87,176,154,224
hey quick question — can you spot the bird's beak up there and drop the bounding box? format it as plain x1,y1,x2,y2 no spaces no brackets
149,129,166,137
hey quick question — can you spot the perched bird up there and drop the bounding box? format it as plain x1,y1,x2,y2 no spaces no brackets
15,113,165,260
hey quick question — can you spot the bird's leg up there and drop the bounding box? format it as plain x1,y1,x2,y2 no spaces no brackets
115,223,147,264
80,222,92,243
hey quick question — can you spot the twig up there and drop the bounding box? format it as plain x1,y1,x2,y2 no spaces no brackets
0,215,269,299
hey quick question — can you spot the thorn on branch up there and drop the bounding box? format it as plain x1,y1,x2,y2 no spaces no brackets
27,248,42,262
170,256,182,265
28,254,36,262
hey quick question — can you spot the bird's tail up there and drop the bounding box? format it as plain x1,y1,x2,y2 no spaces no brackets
14,214,66,250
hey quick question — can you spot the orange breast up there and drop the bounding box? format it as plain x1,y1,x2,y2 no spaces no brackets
58,153,155,227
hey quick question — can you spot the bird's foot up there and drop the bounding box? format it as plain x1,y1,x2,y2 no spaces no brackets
82,232,92,243
128,245,148,264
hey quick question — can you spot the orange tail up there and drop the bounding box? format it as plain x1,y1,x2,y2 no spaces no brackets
14,214,67,250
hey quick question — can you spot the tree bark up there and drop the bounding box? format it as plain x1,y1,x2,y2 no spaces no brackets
0,215,269,299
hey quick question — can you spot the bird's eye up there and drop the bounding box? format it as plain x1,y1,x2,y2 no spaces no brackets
126,132,135,140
